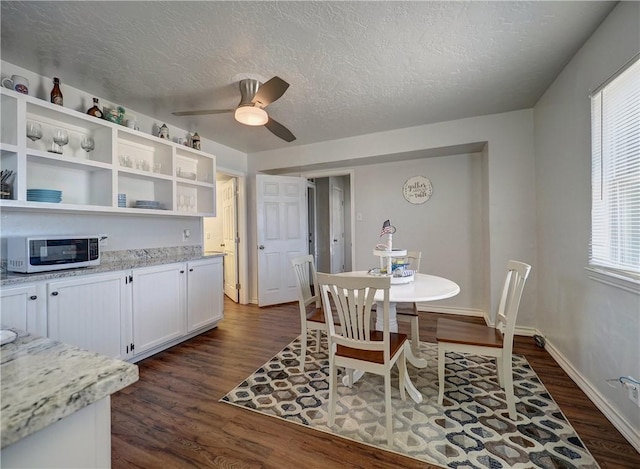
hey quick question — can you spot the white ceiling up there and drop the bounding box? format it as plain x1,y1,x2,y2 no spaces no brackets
1,1,615,154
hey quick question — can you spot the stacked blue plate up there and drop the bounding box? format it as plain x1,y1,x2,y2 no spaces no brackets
118,193,127,208
133,200,163,209
27,189,62,203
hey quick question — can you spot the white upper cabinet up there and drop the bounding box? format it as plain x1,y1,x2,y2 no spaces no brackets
0,88,216,216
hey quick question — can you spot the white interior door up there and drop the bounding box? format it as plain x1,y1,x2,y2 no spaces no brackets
256,174,307,306
330,185,345,273
222,178,239,302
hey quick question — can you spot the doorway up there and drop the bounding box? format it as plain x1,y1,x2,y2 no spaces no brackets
203,170,248,304
306,173,353,274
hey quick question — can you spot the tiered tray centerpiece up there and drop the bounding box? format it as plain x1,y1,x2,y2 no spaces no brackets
369,219,415,284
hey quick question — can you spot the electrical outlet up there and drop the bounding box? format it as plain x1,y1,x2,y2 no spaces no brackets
183,229,190,241
206,232,211,240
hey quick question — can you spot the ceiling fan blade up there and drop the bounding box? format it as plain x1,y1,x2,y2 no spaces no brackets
172,109,234,116
264,117,296,142
252,76,289,107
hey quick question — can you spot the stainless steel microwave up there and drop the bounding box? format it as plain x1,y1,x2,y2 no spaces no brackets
7,235,101,273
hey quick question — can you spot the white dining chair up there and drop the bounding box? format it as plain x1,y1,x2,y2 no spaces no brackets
436,260,531,420
291,255,329,369
317,272,407,446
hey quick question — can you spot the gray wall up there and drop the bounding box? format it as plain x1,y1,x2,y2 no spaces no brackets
534,2,640,438
353,153,484,311
249,108,537,325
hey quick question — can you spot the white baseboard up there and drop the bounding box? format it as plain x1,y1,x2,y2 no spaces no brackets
543,336,640,453
415,304,484,317
514,325,538,337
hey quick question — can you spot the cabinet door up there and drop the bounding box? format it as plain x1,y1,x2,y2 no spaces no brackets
132,263,186,355
187,258,224,332
0,284,39,333
47,272,129,360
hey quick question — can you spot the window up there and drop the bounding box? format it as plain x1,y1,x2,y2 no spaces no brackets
590,57,640,280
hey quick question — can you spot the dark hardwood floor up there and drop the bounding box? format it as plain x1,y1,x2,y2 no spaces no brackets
111,298,639,468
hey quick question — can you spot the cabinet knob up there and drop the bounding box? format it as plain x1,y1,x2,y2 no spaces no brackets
51,291,59,296
189,268,193,272
259,245,265,250
220,243,225,247
29,295,37,300
180,270,185,274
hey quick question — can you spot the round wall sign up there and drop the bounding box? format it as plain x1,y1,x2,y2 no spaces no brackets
402,176,432,204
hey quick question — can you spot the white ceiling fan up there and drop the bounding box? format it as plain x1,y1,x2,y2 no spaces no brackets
173,76,296,142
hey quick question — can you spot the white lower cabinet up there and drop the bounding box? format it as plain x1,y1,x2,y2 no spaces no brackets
0,284,44,335
47,272,129,360
187,258,224,332
8,257,224,360
131,263,187,356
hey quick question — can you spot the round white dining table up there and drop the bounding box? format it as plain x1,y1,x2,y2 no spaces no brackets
335,271,460,403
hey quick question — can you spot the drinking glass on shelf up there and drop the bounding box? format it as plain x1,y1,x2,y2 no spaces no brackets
119,155,131,167
52,129,69,155
80,135,95,152
26,121,42,141
188,196,196,212
179,195,185,211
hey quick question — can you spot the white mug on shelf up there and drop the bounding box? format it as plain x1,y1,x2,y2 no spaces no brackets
2,75,29,94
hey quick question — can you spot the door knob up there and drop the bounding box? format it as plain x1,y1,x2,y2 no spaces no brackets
259,245,265,250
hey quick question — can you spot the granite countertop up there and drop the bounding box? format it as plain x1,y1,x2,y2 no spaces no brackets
0,328,139,448
1,246,225,286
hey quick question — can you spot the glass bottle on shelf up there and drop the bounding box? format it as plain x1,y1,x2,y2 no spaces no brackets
192,132,201,150
86,97,103,118
51,77,63,106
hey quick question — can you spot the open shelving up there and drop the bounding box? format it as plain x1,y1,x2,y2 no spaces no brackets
0,88,216,216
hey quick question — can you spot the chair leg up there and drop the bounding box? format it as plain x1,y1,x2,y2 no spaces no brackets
398,350,407,401
300,330,307,368
437,345,446,404
384,371,393,446
410,315,420,355
496,356,504,387
329,357,337,427
315,330,321,352
503,355,517,420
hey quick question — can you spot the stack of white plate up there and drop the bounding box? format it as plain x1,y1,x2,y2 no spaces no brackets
27,189,62,203
133,200,163,210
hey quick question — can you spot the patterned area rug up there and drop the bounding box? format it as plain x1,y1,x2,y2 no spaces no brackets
221,336,599,468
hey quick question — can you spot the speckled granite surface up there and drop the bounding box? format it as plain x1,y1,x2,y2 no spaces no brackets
0,328,139,448
1,245,224,286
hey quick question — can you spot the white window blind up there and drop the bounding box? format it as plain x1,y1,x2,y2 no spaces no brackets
591,58,640,277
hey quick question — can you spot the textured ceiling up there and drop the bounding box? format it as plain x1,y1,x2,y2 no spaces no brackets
1,1,614,154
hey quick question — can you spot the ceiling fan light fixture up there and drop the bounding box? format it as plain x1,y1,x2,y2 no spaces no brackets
235,106,268,126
